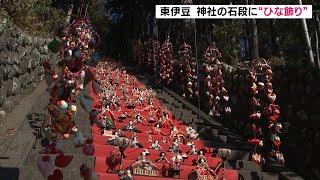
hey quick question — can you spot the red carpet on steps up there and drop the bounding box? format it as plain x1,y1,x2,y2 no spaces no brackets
89,61,238,179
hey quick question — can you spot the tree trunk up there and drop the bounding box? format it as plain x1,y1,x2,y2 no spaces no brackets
315,13,320,69
315,28,320,69
181,0,195,43
299,0,315,67
269,19,283,56
65,4,74,26
250,0,259,59
245,19,251,61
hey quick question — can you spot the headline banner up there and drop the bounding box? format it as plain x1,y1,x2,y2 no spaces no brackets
155,5,313,19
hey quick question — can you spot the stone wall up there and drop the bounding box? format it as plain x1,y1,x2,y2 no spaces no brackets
0,16,59,119
221,63,320,179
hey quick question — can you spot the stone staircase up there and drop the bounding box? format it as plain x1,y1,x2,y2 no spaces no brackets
124,64,305,180
152,88,280,180
0,84,94,180
0,70,305,180
19,85,95,180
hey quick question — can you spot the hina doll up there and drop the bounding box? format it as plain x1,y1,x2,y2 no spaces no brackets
122,121,141,133
156,152,170,163
197,151,207,164
110,146,121,162
161,137,168,143
134,112,146,125
140,98,154,111
169,126,185,142
102,105,116,121
148,140,162,151
171,148,183,168
120,169,133,180
130,135,143,148
146,124,166,135
168,139,181,153
130,151,158,171
106,131,119,146
187,144,198,155
194,158,217,180
162,113,173,128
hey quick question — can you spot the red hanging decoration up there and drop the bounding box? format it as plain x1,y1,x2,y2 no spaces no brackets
177,43,197,100
249,58,284,165
158,38,174,85
202,46,231,119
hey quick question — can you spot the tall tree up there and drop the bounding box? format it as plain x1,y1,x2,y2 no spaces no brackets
315,13,320,68
181,0,196,43
250,0,259,59
299,0,315,67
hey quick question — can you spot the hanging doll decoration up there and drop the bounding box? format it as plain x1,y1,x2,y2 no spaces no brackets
131,39,144,71
248,58,284,165
177,43,198,100
202,46,231,119
146,37,160,75
152,39,161,75
37,155,55,179
38,17,101,178
45,99,76,139
74,130,87,148
83,138,95,156
43,62,57,87
158,37,174,85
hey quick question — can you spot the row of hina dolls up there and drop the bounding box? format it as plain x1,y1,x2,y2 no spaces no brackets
93,61,218,179
108,138,218,180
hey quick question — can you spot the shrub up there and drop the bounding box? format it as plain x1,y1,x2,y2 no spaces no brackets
48,38,62,53
2,0,65,37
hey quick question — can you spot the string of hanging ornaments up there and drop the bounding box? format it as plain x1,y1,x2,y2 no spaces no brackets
158,37,174,85
202,46,231,119
131,39,143,71
146,38,160,75
39,14,100,179
248,58,284,165
177,43,198,100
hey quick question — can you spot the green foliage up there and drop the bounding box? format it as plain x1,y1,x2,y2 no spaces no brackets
268,56,287,67
48,38,62,53
212,20,246,65
3,0,65,37
88,0,110,54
